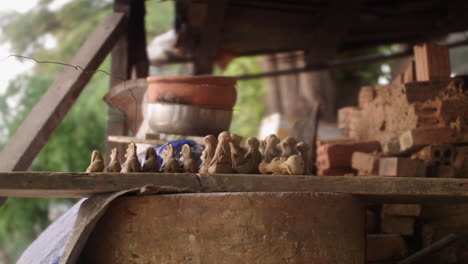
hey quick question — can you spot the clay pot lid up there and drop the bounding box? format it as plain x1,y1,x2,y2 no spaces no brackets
147,75,237,85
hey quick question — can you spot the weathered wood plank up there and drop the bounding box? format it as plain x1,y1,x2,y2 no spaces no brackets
0,13,126,171
106,1,131,163
3,172,468,203
107,135,166,145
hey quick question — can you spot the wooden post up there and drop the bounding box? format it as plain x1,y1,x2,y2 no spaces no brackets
106,0,150,162
193,0,228,74
107,1,130,163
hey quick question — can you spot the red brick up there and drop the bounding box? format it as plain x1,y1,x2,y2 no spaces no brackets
414,43,451,81
358,86,375,107
351,152,379,175
378,157,427,177
316,141,381,170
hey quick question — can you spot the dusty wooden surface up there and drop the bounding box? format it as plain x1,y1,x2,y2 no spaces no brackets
107,135,166,145
3,172,468,203
0,13,126,172
82,193,365,264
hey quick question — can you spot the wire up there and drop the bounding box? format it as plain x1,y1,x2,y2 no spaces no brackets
0,54,139,133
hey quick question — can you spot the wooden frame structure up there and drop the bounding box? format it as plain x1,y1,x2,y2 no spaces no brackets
1,1,468,208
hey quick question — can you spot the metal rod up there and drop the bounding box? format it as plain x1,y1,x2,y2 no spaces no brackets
397,233,463,264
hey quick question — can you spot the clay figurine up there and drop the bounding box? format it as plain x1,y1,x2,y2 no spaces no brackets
199,135,217,173
143,147,159,172
180,144,199,173
235,137,263,174
296,141,311,175
160,144,180,173
263,134,281,162
259,155,304,175
230,133,247,168
259,139,266,156
86,150,105,172
106,148,121,172
121,143,142,173
280,136,298,158
208,131,233,174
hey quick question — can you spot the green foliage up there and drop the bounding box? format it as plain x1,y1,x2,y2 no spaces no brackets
220,57,266,138
0,0,112,258
0,198,50,261
145,1,174,36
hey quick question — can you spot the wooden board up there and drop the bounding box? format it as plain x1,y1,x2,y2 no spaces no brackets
0,13,126,171
3,172,468,203
107,135,166,145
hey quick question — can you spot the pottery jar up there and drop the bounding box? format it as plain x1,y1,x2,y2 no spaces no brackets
146,76,237,109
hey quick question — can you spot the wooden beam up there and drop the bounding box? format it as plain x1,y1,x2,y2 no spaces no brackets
127,0,149,78
0,13,126,172
3,172,468,203
106,0,130,164
193,0,228,74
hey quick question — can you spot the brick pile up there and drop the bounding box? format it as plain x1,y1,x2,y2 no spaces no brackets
318,43,468,263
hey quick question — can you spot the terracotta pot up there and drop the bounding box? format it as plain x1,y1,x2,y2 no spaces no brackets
146,76,237,109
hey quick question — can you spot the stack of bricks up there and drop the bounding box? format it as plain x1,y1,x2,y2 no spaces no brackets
316,139,380,175
326,42,468,263
333,42,468,179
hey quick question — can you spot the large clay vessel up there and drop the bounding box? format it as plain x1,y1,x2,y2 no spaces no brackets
147,76,237,109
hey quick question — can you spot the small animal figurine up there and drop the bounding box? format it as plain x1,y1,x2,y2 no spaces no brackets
259,139,266,156
296,141,311,175
143,147,159,172
160,144,180,173
230,133,247,168
283,155,305,175
180,144,199,173
263,134,281,162
106,148,121,172
121,143,142,173
86,150,105,172
259,155,304,175
208,131,233,174
280,136,298,158
199,135,217,173
235,137,263,174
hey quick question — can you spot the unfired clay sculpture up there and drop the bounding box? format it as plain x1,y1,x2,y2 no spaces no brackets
106,148,121,172
258,155,304,175
280,136,298,158
160,144,180,173
296,141,311,175
230,133,247,168
122,143,142,173
235,137,262,174
180,144,199,173
259,139,266,156
86,150,105,172
263,134,281,162
208,131,233,174
143,147,159,172
199,135,217,173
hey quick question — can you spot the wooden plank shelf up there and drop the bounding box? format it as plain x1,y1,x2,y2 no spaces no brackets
2,172,468,203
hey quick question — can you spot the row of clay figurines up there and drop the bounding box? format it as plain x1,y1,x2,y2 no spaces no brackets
86,132,310,175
